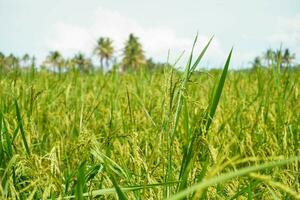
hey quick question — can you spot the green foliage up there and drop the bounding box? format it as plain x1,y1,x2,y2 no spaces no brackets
71,52,93,73
122,33,146,71
254,47,296,69
94,37,114,70
14,99,31,156
0,46,299,199
44,51,64,73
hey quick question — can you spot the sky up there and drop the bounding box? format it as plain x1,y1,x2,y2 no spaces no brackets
0,0,300,69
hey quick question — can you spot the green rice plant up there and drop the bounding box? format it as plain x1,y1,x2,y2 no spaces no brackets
177,48,233,195
109,173,128,200
75,161,86,200
166,35,213,195
0,42,299,199
14,98,30,156
168,156,300,200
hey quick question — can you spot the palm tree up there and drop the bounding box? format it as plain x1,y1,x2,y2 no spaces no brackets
252,56,262,69
29,55,36,75
274,49,285,69
83,58,93,73
0,52,5,74
264,48,274,67
31,56,36,68
21,54,30,68
64,59,74,72
6,54,19,69
0,52,5,62
121,33,146,71
73,53,85,70
283,48,295,68
94,37,114,71
72,52,93,73
45,51,64,73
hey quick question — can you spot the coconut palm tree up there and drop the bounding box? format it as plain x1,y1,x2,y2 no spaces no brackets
94,37,114,71
83,58,93,73
45,51,64,73
6,54,19,69
31,56,36,68
0,52,5,74
0,52,5,62
274,49,285,69
29,55,36,75
283,48,295,68
121,33,146,71
264,48,274,67
21,54,31,68
72,52,93,73
73,53,85,70
252,56,262,69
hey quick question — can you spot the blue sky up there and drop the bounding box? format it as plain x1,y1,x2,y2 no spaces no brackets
1,0,300,68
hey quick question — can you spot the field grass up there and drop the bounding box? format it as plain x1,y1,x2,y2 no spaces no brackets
0,49,300,199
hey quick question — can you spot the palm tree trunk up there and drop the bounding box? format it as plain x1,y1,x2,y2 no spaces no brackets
58,66,62,75
100,58,104,71
106,59,109,68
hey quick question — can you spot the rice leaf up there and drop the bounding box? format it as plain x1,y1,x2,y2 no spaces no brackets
167,157,300,200
14,98,30,156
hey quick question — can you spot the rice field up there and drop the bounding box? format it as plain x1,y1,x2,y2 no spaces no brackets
0,47,300,199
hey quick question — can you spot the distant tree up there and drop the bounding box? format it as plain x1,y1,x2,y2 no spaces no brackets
262,48,296,69
272,49,285,69
29,56,36,75
0,52,4,63
94,37,114,71
145,58,169,71
283,48,295,67
0,52,5,62
45,51,64,73
83,58,93,73
264,48,274,67
111,57,119,72
0,52,5,73
31,56,36,68
252,56,262,69
122,33,146,71
146,58,156,70
72,53,85,71
6,54,19,69
72,52,93,73
21,54,30,68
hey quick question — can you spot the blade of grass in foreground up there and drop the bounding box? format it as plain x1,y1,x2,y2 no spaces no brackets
166,35,213,197
2,117,13,158
188,36,214,78
166,157,300,200
0,112,3,161
75,161,86,200
205,48,233,132
109,174,128,200
170,35,214,143
177,48,232,192
14,98,31,156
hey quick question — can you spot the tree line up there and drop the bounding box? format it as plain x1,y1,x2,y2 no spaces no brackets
0,35,298,74
252,48,296,69
0,33,167,74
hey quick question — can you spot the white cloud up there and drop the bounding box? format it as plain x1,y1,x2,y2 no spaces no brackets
44,7,227,69
267,14,300,62
47,23,91,52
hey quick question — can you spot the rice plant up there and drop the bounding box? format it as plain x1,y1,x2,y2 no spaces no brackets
0,38,299,199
